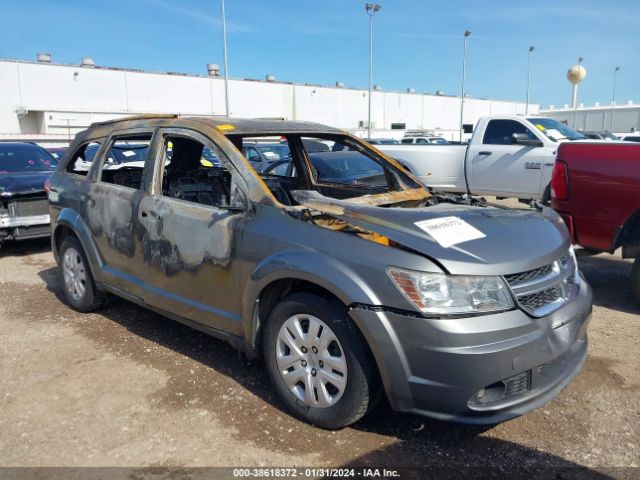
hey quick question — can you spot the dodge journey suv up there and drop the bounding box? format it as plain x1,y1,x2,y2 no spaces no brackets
48,115,592,429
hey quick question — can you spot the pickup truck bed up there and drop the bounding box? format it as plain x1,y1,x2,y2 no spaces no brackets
552,141,640,298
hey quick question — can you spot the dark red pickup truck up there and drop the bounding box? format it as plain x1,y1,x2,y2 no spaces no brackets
551,141,640,297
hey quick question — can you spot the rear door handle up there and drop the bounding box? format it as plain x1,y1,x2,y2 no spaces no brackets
478,151,492,156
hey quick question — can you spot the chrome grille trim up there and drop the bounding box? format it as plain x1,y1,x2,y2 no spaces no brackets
503,252,578,318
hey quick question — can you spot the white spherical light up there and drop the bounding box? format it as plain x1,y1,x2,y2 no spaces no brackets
567,65,587,85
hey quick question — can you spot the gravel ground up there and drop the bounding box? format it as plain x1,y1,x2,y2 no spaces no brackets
0,233,638,479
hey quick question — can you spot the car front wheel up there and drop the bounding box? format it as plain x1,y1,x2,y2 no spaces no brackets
263,293,379,429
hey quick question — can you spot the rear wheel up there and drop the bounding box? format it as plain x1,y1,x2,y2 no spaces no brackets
631,257,640,302
263,293,379,429
541,184,552,205
59,236,106,312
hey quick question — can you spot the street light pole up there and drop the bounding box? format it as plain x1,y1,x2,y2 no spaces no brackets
526,46,535,115
365,3,381,138
610,66,620,132
221,0,230,117
459,30,471,143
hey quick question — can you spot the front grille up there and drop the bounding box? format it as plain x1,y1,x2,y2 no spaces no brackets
504,251,578,317
519,286,563,311
504,264,553,284
8,197,49,217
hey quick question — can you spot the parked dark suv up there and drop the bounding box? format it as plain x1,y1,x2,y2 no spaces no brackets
48,115,592,428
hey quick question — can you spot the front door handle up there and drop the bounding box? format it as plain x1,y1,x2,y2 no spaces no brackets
478,151,492,156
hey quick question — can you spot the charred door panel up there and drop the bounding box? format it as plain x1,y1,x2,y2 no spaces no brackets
85,183,146,299
137,194,244,334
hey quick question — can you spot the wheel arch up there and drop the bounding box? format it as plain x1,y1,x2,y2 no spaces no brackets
242,251,382,354
612,209,640,257
52,208,104,280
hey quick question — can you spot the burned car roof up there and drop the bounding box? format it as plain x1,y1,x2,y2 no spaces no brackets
86,115,343,137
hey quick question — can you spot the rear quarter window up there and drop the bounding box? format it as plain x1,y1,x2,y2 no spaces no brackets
65,141,103,176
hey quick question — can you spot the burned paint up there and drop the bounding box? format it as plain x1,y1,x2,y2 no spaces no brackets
138,194,242,275
291,188,429,210
85,184,140,258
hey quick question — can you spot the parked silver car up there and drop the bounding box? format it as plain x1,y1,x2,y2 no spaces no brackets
48,116,592,428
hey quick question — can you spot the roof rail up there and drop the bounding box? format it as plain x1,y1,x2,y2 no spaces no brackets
89,114,179,127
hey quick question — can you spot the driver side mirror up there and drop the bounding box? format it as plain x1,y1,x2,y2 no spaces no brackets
512,133,543,147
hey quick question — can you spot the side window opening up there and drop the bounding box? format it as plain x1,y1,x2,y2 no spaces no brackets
483,120,537,145
66,141,102,176
161,135,235,209
231,135,298,205
99,135,151,190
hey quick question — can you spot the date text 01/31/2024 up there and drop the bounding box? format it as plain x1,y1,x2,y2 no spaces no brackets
232,468,400,478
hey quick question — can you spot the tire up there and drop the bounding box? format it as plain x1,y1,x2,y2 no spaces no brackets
541,184,551,206
263,292,380,429
58,236,106,312
631,257,640,302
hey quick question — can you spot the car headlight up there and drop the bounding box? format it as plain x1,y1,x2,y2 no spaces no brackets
387,267,515,315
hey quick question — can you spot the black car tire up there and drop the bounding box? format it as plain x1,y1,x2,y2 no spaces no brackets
541,184,552,205
263,292,380,429
58,236,106,312
631,257,640,302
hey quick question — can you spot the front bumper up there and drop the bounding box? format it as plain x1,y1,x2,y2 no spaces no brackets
0,214,51,242
0,214,50,228
349,273,592,424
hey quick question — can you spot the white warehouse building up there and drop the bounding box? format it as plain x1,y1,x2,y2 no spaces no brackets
1,56,538,143
540,103,640,135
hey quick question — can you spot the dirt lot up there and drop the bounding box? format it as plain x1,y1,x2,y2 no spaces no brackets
0,234,638,478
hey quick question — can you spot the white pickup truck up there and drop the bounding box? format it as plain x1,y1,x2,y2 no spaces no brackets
378,115,586,202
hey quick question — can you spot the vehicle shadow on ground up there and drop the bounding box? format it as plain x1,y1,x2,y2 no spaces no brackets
0,238,50,257
576,252,639,315
336,435,613,479
37,265,612,475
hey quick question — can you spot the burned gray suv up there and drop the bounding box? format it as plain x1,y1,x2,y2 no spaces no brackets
48,116,592,429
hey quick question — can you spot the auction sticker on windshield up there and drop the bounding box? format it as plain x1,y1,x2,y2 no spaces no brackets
414,216,486,248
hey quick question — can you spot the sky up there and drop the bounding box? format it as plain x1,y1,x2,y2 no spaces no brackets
1,0,638,108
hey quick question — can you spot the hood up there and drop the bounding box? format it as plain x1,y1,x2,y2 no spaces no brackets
291,190,570,276
0,171,52,197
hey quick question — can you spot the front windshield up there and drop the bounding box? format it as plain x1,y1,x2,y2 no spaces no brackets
309,152,384,183
0,144,57,173
527,117,585,141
